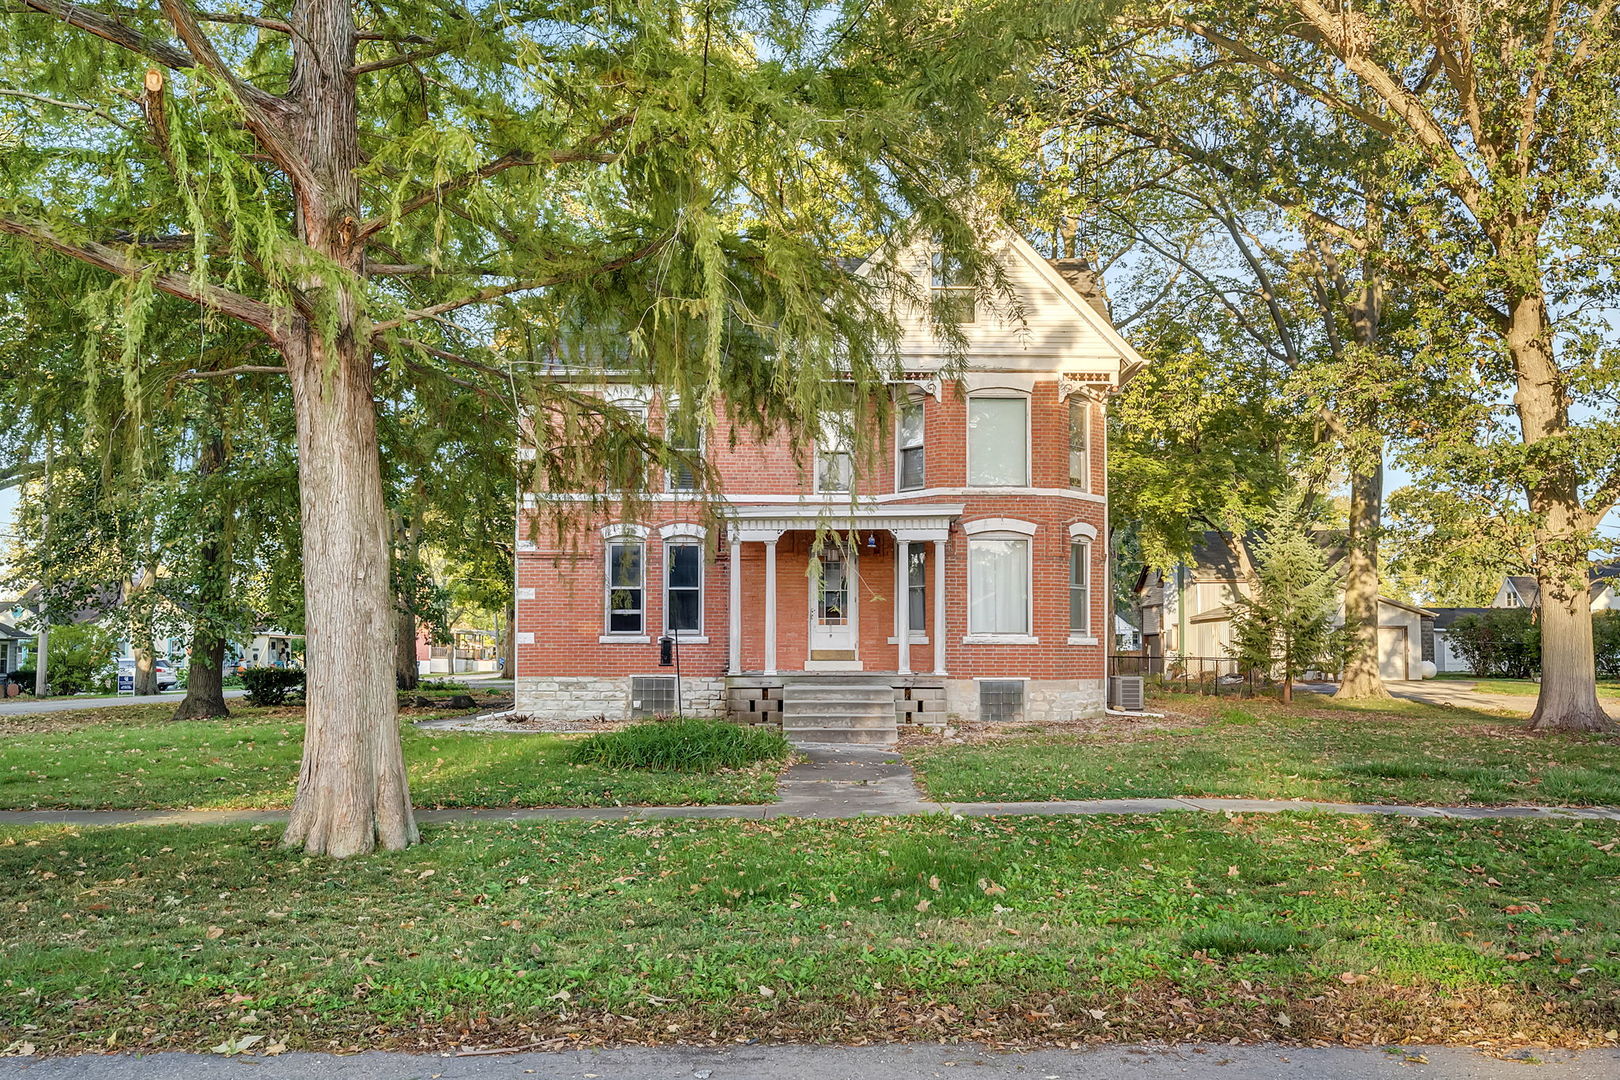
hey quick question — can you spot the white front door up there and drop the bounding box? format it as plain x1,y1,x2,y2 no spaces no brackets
811,549,857,657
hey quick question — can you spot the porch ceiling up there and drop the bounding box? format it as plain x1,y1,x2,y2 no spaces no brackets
728,502,962,543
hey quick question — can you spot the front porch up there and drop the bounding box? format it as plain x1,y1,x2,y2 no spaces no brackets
725,503,962,679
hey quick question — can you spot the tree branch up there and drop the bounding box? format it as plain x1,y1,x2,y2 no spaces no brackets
368,235,669,335
351,44,453,74
356,147,617,241
173,364,288,379
15,0,195,69
0,215,282,338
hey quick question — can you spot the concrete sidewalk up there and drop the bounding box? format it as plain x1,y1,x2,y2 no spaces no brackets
3,1043,1617,1079
2,740,1614,828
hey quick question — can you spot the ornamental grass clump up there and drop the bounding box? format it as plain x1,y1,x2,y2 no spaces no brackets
570,718,789,772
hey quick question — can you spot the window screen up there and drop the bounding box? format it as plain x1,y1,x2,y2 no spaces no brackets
967,397,1028,486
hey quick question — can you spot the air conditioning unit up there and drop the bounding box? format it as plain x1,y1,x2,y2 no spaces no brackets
1110,675,1145,712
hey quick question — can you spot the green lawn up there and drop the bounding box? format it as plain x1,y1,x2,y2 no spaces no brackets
1433,673,1620,699
2,815,1616,1052
908,696,1620,807
0,704,782,810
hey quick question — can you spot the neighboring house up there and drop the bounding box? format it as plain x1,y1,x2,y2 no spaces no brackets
1134,531,1436,681
1114,612,1142,653
513,228,1146,734
0,620,29,675
1491,563,1620,612
234,631,300,669
1422,607,1496,674
418,627,500,675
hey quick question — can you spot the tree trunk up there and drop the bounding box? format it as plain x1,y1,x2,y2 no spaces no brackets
1335,459,1391,699
396,597,419,691
174,631,230,720
133,643,158,695
174,431,232,721
502,601,515,679
279,332,418,856
1508,293,1611,732
279,0,417,855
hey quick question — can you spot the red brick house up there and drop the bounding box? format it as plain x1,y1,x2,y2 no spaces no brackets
513,229,1147,741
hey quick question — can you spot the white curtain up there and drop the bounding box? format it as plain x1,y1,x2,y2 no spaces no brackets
968,397,1028,485
969,538,1029,634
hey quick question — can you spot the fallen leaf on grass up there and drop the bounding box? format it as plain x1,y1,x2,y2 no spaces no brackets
210,1034,264,1056
0,1041,35,1058
204,926,224,940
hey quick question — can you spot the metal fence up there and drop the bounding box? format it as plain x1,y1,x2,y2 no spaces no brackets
1109,655,1325,701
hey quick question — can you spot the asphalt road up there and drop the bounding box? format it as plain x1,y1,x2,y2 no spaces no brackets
0,690,247,716
2,1044,1616,1079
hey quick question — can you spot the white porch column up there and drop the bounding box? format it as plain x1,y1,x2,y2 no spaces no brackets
932,538,947,674
895,538,912,675
728,535,742,674
764,536,779,675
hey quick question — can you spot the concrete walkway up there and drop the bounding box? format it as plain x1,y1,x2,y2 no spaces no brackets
2,742,1615,827
3,1043,1618,1079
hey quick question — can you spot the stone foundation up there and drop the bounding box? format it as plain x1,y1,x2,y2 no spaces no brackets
944,678,1106,724
514,675,727,722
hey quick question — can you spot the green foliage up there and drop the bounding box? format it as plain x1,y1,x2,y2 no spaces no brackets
1181,921,1314,956
1384,487,1534,607
1595,613,1620,680
1447,611,1540,680
238,666,305,707
1226,500,1343,684
570,718,789,772
7,668,35,690
42,623,119,695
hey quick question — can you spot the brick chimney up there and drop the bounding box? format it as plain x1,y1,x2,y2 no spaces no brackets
1049,258,1113,322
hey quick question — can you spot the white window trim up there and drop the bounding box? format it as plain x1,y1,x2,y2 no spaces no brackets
663,539,704,637
965,391,1031,488
964,528,1034,639
658,523,708,541
1067,521,1098,540
895,392,926,492
964,517,1038,537
603,536,647,637
599,635,651,644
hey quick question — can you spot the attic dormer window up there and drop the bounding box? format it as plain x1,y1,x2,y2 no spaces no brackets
930,248,976,324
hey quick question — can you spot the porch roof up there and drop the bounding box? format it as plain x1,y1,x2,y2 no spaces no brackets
728,502,963,543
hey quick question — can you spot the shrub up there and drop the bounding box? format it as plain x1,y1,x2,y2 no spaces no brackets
1448,610,1538,678
42,623,119,695
7,668,36,693
570,718,789,772
240,666,305,706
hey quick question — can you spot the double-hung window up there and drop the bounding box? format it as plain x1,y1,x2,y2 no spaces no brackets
930,248,975,323
1068,398,1090,491
1069,542,1090,634
815,409,854,493
666,407,704,493
665,542,702,633
895,546,927,639
967,536,1030,636
897,396,925,490
605,540,645,634
967,395,1028,486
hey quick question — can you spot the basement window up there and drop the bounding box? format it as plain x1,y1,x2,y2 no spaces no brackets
978,679,1025,723
630,676,678,718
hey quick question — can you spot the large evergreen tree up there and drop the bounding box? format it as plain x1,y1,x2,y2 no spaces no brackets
0,0,1067,853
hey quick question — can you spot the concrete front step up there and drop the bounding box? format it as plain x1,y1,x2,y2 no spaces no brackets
781,682,899,746
781,725,898,745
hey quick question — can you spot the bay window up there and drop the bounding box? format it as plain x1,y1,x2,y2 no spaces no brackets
967,395,1028,486
1068,398,1090,491
1070,541,1090,634
815,409,854,493
967,536,1030,636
